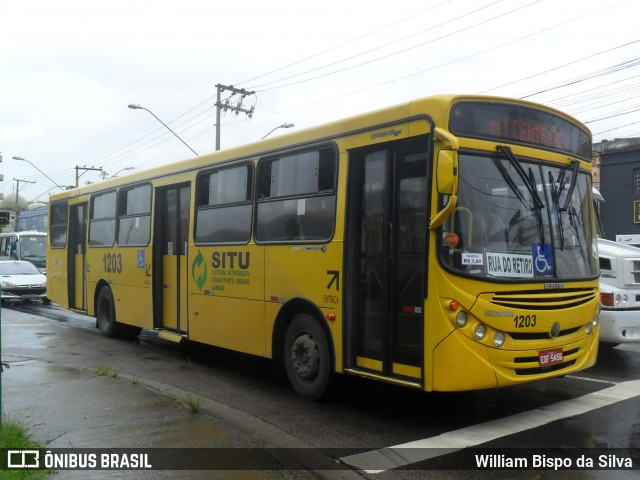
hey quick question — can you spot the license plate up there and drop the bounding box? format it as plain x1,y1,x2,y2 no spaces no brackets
538,348,563,366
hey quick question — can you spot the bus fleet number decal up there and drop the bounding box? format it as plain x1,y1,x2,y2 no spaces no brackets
103,253,123,274
514,314,536,328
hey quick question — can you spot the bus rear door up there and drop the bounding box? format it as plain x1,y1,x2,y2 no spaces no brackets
153,184,190,334
68,203,87,310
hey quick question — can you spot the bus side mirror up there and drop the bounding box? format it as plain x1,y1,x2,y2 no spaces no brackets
430,150,459,230
436,150,458,195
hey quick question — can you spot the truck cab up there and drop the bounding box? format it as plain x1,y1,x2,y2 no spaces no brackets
594,188,640,346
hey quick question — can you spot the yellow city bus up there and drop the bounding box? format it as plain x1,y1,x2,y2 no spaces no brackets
47,95,600,399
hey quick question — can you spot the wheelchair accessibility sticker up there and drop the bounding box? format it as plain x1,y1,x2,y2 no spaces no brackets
533,243,554,277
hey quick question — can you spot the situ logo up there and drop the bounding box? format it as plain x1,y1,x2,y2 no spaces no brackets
191,250,208,292
8,450,40,468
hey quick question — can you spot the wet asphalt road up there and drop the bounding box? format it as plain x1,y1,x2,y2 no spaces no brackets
2,301,639,480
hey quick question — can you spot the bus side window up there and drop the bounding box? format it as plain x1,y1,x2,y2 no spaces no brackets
0,238,8,257
256,147,336,243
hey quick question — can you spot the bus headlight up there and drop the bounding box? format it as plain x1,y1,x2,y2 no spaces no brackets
585,322,593,335
474,324,486,340
593,316,600,327
493,331,505,347
456,311,467,328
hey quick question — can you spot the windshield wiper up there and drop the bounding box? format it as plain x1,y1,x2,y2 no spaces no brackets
492,158,528,206
22,254,44,259
497,145,545,243
561,159,580,212
497,146,544,210
548,171,565,249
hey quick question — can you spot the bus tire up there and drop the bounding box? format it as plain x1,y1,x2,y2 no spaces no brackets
96,287,118,338
284,313,331,400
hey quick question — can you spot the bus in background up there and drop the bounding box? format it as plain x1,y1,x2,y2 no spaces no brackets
0,231,48,274
593,188,640,347
47,95,600,399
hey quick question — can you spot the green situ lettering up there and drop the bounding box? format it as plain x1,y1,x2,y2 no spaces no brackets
211,251,250,270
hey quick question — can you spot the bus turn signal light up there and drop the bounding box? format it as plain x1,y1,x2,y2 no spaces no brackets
326,313,336,322
600,292,614,307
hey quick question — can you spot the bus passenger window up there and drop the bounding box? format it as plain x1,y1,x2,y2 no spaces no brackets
89,191,116,246
117,184,151,246
195,164,252,244
256,148,336,243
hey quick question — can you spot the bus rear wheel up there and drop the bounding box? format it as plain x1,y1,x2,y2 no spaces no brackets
284,313,331,400
96,287,118,338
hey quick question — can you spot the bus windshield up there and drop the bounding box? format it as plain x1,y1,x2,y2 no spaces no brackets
20,235,47,261
441,151,598,280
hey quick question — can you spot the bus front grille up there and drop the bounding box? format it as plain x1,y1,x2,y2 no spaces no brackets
489,288,597,310
509,326,581,340
515,359,577,376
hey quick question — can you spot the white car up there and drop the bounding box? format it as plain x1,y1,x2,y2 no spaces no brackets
0,260,48,304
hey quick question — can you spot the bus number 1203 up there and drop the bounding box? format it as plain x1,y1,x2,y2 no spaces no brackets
103,253,123,274
514,314,537,328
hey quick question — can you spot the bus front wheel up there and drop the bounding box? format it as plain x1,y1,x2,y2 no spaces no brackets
96,287,117,338
284,313,331,400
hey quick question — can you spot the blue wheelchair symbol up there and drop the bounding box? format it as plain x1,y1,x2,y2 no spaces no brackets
137,250,145,269
533,243,553,276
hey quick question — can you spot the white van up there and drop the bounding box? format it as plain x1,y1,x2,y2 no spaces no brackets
594,189,640,346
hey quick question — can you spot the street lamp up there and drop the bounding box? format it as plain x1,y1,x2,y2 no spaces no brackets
128,104,198,156
12,156,65,191
109,167,134,179
262,123,295,139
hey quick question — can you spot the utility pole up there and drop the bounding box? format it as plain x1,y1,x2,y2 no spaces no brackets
215,83,256,151
75,165,103,188
13,178,35,231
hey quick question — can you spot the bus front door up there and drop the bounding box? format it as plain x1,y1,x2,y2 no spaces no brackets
153,184,190,334
68,203,87,310
346,143,429,384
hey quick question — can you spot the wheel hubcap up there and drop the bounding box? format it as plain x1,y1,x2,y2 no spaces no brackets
291,333,319,380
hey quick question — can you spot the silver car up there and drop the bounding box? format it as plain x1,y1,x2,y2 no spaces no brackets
0,260,48,304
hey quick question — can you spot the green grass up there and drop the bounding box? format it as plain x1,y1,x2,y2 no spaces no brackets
95,364,118,378
160,393,178,403
185,395,202,414
0,417,49,479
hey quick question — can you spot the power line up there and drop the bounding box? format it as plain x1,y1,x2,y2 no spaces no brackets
238,0,454,87
594,119,640,136
246,0,507,91
584,107,640,124
63,0,633,173
478,39,640,95
252,1,542,93
519,58,640,100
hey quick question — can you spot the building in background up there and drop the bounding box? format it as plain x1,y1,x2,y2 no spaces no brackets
0,194,28,233
17,205,48,232
593,137,640,246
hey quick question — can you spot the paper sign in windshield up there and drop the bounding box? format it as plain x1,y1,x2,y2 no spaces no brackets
462,252,484,265
486,252,534,278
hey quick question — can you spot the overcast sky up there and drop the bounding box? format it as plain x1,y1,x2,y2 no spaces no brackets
1,0,637,202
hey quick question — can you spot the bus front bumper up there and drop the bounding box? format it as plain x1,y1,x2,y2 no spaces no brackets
432,329,599,391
